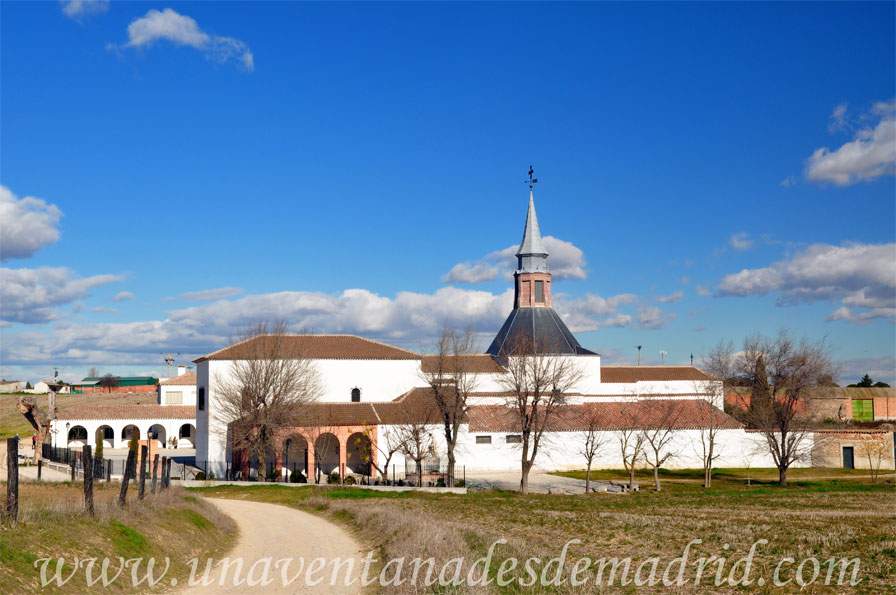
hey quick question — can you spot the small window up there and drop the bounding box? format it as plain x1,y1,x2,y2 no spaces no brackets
852,399,873,422
166,390,183,405
505,434,522,444
475,435,492,445
351,388,361,402
198,387,206,411
534,280,545,303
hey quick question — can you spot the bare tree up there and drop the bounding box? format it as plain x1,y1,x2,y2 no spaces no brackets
859,437,887,483
578,410,606,493
698,343,736,488
705,332,834,486
371,426,408,483
397,421,435,486
216,322,322,482
642,401,685,491
618,425,645,490
499,345,583,494
422,328,479,487
98,374,119,393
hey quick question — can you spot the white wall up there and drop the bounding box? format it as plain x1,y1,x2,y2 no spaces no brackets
160,383,197,405
315,359,423,402
50,417,197,450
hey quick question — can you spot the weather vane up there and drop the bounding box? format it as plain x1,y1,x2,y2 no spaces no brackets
526,165,538,190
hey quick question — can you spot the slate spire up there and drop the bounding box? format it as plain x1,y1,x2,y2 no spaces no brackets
516,185,549,273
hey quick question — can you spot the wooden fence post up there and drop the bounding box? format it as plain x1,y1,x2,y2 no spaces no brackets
164,458,172,489
70,459,76,482
151,454,159,494
160,456,168,490
82,444,94,516
37,459,42,481
138,446,147,501
6,437,19,525
106,460,111,482
117,446,136,507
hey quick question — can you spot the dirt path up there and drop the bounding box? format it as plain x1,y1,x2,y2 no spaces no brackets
178,498,366,594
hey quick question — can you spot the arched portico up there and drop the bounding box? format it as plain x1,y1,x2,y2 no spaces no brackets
314,433,340,481
347,432,372,476
121,424,140,442
67,425,88,448
148,424,167,449
178,423,196,448
283,434,309,481
96,425,114,449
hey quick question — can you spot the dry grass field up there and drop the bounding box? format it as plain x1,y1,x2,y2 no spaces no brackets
193,472,895,593
0,482,236,593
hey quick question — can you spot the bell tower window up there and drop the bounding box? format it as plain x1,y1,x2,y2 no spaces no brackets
351,387,361,402
534,280,545,303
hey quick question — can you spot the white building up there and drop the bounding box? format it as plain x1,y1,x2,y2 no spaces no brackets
194,187,774,480
159,370,198,405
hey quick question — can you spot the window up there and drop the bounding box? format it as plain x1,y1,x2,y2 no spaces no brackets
351,388,361,402
852,399,874,422
534,280,545,303
198,387,206,411
475,435,492,444
505,434,522,444
166,390,183,405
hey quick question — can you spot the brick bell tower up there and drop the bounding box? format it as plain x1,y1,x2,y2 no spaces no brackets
486,166,594,356
514,167,552,308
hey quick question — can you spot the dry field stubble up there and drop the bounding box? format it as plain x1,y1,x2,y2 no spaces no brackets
194,477,896,593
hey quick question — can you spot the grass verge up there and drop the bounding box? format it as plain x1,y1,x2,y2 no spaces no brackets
0,482,236,593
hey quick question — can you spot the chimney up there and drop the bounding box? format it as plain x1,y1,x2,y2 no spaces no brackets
177,365,187,377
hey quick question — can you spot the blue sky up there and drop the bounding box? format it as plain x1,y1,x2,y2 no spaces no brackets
2,1,894,384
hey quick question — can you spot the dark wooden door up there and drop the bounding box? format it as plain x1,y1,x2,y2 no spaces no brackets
842,446,855,469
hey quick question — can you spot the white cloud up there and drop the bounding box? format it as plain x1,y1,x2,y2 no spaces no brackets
828,103,849,133
444,235,587,283
728,232,753,251
555,293,638,332
717,242,896,323
180,286,244,301
113,291,135,302
120,8,254,72
656,290,683,304
638,306,673,330
91,306,117,314
442,262,497,284
779,176,797,188
836,355,896,386
806,100,896,185
60,0,109,20
0,186,62,261
696,285,710,297
0,267,123,324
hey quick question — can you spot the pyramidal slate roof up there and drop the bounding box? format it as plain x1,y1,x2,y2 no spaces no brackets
486,307,596,356
516,191,549,274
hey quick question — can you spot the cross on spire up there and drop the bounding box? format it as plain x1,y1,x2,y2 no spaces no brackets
526,165,538,190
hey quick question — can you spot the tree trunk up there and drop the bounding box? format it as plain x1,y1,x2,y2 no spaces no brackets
415,460,423,486
654,466,661,491
628,464,636,489
778,465,788,486
585,463,591,493
520,461,532,494
703,464,711,488
446,450,456,488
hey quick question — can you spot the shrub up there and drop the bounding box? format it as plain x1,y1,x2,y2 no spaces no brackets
194,471,206,481
327,472,340,484
344,476,356,485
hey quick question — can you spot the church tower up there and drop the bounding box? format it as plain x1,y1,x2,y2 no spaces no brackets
487,168,594,357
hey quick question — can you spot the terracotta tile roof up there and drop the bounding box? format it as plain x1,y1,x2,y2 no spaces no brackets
601,366,712,383
195,335,420,362
287,388,444,427
57,405,195,421
467,399,740,432
420,355,505,374
159,372,196,386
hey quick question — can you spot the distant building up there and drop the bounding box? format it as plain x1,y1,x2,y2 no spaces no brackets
0,380,27,393
159,369,197,406
74,376,158,394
